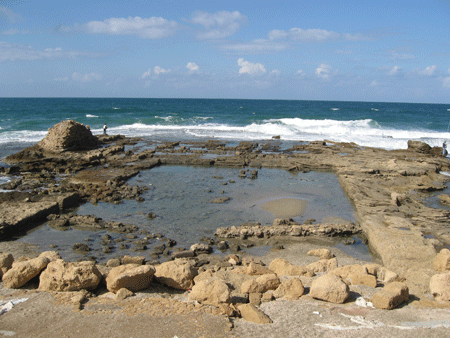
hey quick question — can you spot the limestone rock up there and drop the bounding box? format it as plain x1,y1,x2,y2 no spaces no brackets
433,249,450,272
268,258,313,277
310,273,349,304
37,120,99,153
331,264,368,280
121,255,145,265
241,274,280,294
106,264,155,293
347,272,377,288
372,282,409,309
3,256,50,289
273,277,304,300
116,288,134,300
154,259,198,290
38,251,61,262
188,278,231,306
0,252,14,278
305,258,338,274
307,248,335,260
407,140,431,153
363,264,399,284
245,262,273,276
190,243,212,254
238,304,272,324
430,272,450,301
39,259,102,292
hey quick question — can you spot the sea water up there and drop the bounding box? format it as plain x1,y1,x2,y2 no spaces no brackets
1,98,450,161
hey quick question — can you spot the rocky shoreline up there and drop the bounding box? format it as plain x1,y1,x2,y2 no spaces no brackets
1,120,450,336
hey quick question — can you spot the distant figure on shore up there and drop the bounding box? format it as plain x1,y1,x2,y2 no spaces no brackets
443,141,447,156
103,124,107,135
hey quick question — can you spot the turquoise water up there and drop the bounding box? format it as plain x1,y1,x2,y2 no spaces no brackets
1,98,450,160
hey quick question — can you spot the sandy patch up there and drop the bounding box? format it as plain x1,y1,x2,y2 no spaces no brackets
261,198,307,218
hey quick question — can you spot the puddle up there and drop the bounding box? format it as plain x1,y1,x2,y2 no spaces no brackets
18,166,359,262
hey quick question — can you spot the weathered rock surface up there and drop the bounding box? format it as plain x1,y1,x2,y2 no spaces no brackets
39,259,102,292
305,257,338,274
188,278,231,306
37,120,99,153
268,258,313,277
0,252,14,278
429,272,450,301
237,304,272,324
241,274,281,294
310,273,349,304
433,248,450,272
372,282,409,309
273,277,304,300
307,248,335,260
2,256,50,288
106,264,155,293
154,259,198,290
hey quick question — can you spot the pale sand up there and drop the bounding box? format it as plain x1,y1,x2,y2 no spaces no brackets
261,198,307,218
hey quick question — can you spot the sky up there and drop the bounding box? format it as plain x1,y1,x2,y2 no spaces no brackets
0,0,449,103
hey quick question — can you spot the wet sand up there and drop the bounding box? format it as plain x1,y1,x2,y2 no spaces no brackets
261,198,308,218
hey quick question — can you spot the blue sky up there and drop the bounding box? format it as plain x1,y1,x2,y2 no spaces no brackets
0,0,449,103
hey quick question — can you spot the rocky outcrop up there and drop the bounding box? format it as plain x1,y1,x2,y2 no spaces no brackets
310,273,349,304
372,282,409,309
37,120,99,153
39,259,102,292
106,264,155,293
188,278,231,306
2,256,50,288
154,259,198,290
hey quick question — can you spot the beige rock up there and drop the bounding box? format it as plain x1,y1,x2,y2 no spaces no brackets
305,258,338,274
261,290,274,303
363,263,398,283
227,254,241,266
372,282,409,309
330,264,368,280
433,249,450,272
241,274,281,294
238,304,272,324
39,259,102,292
0,252,14,277
248,292,262,306
116,288,134,300
154,259,198,290
273,277,304,300
430,272,450,301
246,262,273,276
38,251,61,262
268,258,313,277
307,248,335,260
3,256,50,289
189,278,231,306
106,258,121,267
106,264,155,293
121,255,145,265
310,273,349,304
347,272,377,288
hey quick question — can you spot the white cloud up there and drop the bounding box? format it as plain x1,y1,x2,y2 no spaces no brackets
141,69,152,79
237,58,266,75
63,16,178,39
0,42,101,62
417,65,437,76
153,66,170,75
192,11,247,40
186,62,199,72
315,63,337,79
0,6,21,23
370,80,380,87
297,69,305,76
387,65,401,76
268,28,367,42
71,72,102,83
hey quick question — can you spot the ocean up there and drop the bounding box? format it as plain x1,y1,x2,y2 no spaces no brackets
1,98,450,162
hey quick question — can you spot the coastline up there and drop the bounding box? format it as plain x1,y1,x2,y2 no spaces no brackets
1,121,450,337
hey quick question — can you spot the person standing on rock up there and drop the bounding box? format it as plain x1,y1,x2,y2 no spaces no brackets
443,141,448,156
103,124,107,135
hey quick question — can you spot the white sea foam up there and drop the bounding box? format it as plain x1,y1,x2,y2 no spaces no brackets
0,130,47,144
86,114,99,118
331,108,340,111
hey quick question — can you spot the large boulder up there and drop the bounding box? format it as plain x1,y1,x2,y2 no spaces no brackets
188,278,231,306
0,253,14,278
241,274,281,294
273,277,304,300
154,259,198,290
37,120,99,153
430,272,450,301
310,273,349,304
106,264,155,293
238,304,272,324
39,259,102,292
407,140,431,153
268,258,313,277
433,249,450,272
372,282,409,309
2,256,50,288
